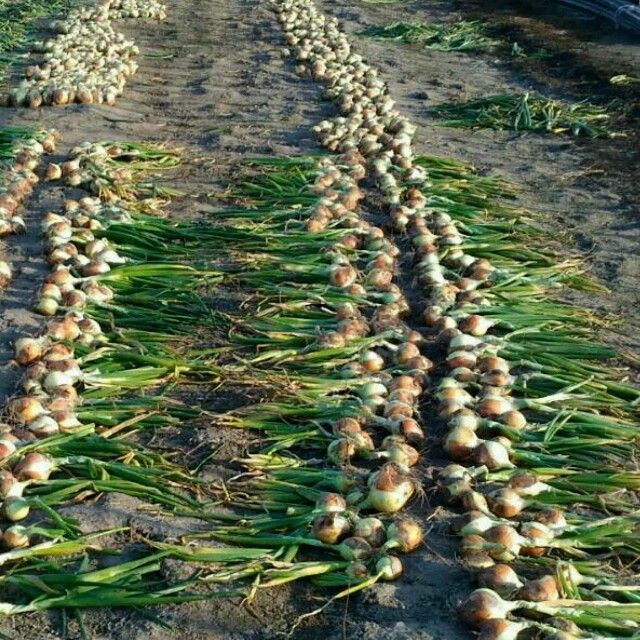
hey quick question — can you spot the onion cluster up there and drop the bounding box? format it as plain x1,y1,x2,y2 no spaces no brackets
269,0,628,629
0,0,165,108
34,144,139,317
0,130,58,291
311,492,421,581
1,306,107,547
0,141,140,549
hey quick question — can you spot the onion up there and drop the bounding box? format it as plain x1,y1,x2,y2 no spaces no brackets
14,337,50,365
484,525,526,561
360,350,385,372
329,264,357,288
461,490,491,515
6,396,47,424
535,508,568,532
332,417,362,436
459,513,501,537
27,414,60,438
2,524,30,549
478,357,510,374
444,426,480,460
34,297,59,316
477,619,529,640
3,496,30,522
387,417,424,444
498,410,527,430
376,555,403,581
447,350,477,370
478,565,524,594
519,521,553,558
43,343,75,362
366,464,415,513
43,370,77,393
394,342,421,365
477,396,514,418
507,472,551,497
13,452,55,481
388,375,422,396
313,513,351,544
516,575,559,602
336,536,373,561
344,561,370,582
353,517,386,547
487,488,526,519
384,517,422,553
458,589,518,629
327,438,356,464
449,333,481,351
380,440,420,468
473,440,514,471
358,381,388,399
448,410,481,431
458,315,495,337
0,439,17,460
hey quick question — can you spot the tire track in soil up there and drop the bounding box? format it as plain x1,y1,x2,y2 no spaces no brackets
0,1,472,639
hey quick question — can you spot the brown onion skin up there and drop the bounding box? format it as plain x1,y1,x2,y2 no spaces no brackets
477,619,519,640
516,575,559,602
458,590,506,629
477,564,522,594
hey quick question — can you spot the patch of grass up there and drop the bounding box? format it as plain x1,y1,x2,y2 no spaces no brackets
428,92,613,138
360,20,500,51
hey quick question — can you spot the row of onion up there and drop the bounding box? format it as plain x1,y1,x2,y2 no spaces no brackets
269,0,640,637
0,0,165,108
0,130,59,289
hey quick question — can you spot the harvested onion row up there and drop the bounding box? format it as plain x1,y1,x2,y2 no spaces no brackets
8,139,426,582
270,0,640,636
0,128,59,292
0,0,166,108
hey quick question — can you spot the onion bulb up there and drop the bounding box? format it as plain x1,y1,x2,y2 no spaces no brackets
2,524,30,549
14,337,49,365
365,464,415,513
14,452,55,481
477,619,529,640
384,517,423,553
478,564,524,594
353,517,386,547
313,513,351,544
315,492,347,514
458,589,518,629
516,575,559,602
3,496,30,522
376,555,403,581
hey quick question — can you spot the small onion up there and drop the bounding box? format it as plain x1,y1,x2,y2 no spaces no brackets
458,589,518,629
2,525,30,549
384,517,423,553
353,517,386,547
477,619,529,640
3,496,30,522
366,464,415,513
313,513,350,544
478,564,524,594
376,555,403,581
13,452,55,481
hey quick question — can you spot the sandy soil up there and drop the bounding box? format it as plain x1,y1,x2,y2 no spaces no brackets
0,0,637,638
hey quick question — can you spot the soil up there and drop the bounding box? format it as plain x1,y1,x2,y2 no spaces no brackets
0,0,637,638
